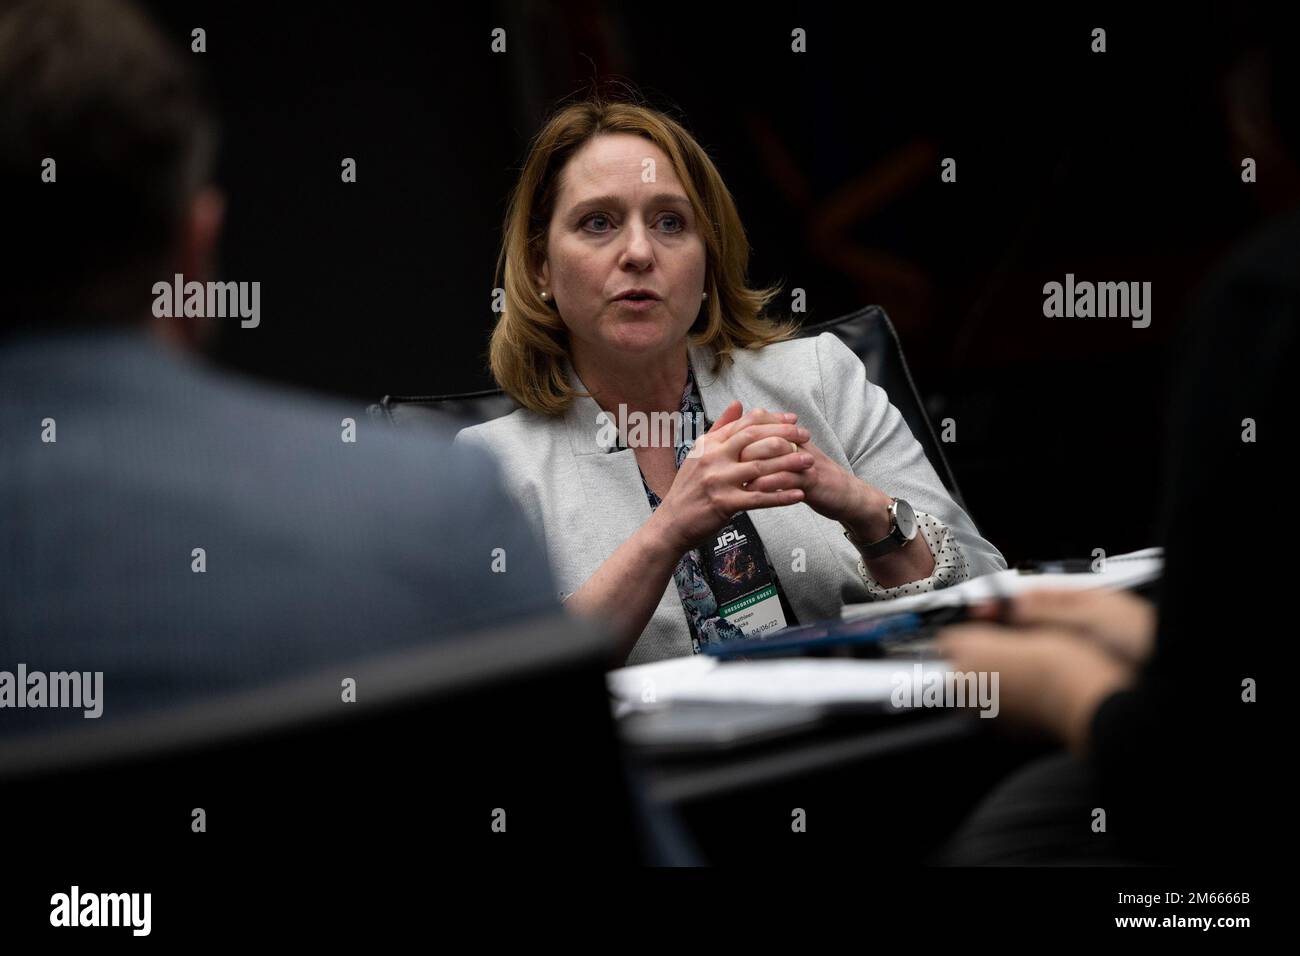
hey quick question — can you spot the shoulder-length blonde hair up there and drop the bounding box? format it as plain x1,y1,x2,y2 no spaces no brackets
488,93,800,416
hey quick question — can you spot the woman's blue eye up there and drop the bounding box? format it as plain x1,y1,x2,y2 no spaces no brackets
580,213,686,233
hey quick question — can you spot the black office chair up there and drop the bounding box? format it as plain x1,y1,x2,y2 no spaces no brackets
0,610,685,876
369,305,967,512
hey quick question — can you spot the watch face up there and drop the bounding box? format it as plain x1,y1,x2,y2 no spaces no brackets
893,498,917,539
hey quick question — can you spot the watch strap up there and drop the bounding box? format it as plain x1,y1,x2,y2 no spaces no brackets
843,498,911,559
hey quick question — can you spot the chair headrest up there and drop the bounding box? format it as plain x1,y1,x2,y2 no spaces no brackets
371,305,891,429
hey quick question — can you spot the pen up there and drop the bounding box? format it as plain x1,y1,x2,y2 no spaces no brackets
1015,558,1096,574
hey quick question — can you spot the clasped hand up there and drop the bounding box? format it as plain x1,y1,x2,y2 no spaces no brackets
653,400,884,554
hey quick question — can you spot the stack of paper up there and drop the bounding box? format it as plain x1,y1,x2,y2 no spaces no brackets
607,654,954,716
840,547,1163,622
604,548,1162,717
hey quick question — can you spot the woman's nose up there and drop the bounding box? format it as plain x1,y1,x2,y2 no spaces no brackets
618,222,655,266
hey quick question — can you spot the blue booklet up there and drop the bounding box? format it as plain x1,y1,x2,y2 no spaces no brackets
701,611,927,661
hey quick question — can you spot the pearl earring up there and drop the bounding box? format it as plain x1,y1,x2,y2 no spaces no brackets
540,290,550,300
702,291,709,300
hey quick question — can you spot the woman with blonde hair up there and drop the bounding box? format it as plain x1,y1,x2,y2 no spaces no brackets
455,94,1005,666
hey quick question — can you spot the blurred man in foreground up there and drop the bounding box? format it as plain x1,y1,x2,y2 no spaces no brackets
0,0,559,733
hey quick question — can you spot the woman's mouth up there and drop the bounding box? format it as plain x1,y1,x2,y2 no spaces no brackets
614,288,661,301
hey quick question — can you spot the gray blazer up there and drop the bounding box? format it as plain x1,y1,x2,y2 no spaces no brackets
455,331,1006,665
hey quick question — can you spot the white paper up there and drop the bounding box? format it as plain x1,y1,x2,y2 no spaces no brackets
839,546,1163,622
607,654,954,714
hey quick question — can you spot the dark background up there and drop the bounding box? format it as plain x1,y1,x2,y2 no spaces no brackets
140,1,1290,565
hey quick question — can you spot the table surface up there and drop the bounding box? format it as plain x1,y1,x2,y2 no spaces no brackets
627,708,981,805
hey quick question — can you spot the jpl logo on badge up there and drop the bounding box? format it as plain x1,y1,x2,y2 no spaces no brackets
714,528,747,551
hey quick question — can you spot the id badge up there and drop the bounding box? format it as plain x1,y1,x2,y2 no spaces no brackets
702,511,788,638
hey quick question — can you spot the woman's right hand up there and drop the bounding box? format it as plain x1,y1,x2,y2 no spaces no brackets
651,400,814,555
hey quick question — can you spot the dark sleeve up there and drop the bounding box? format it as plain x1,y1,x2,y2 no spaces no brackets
1085,209,1297,862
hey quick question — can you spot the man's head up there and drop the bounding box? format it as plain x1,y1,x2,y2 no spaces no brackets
0,0,222,341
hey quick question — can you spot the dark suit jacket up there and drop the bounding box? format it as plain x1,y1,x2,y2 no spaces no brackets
0,326,559,736
1087,206,1296,863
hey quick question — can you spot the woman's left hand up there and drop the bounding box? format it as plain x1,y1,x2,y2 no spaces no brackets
737,416,888,531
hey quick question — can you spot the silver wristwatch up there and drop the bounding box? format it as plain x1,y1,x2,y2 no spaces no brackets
843,497,918,559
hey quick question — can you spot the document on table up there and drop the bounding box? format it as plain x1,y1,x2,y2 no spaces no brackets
607,654,954,716
839,546,1163,622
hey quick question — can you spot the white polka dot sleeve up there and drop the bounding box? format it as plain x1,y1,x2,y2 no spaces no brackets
855,510,970,599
